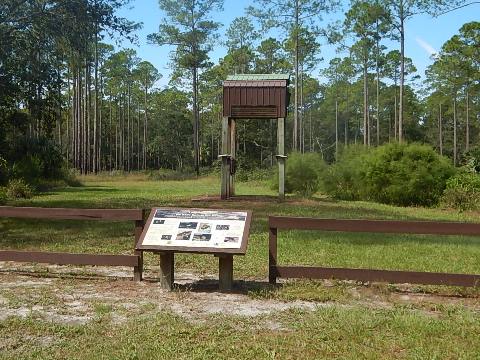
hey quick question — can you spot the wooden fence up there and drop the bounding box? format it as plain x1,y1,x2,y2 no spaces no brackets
0,206,145,281
268,216,480,287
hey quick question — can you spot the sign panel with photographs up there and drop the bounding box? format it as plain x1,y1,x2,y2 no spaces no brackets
137,208,252,254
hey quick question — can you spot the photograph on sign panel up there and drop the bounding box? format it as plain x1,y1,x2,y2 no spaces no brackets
178,222,198,229
176,231,192,240
224,236,239,243
192,233,212,241
198,223,212,233
161,235,172,240
153,219,165,225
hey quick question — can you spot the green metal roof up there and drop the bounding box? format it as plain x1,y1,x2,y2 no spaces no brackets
226,74,290,81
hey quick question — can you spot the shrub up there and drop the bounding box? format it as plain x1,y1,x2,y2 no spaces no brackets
363,143,455,206
322,143,455,207
273,152,327,197
0,187,6,204
12,155,43,185
6,179,33,199
236,168,272,182
7,136,72,187
147,169,196,181
0,156,8,186
441,172,480,211
321,145,369,201
461,147,480,173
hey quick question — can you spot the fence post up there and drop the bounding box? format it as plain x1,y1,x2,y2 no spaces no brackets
269,222,278,285
133,209,145,282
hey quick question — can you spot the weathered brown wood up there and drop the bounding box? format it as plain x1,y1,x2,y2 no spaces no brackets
0,250,139,267
269,227,278,285
223,77,290,119
0,206,145,280
274,266,480,287
269,216,480,236
268,216,480,287
134,212,146,281
0,206,144,221
159,252,174,290
218,254,233,291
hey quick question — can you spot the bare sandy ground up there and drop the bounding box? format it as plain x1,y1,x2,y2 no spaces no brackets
1,262,479,327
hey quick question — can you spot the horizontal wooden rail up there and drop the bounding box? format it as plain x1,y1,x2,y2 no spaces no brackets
269,216,480,236
0,206,146,281
0,206,144,221
0,251,140,267
268,216,480,287
272,266,480,288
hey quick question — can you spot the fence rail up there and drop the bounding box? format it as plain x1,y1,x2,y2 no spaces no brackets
268,216,480,287
0,206,145,281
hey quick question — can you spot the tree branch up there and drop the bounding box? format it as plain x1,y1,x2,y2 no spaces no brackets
434,1,480,16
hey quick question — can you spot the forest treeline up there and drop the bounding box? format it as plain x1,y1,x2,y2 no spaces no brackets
0,0,479,180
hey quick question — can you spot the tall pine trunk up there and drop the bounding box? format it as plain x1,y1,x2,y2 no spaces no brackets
363,58,369,146
293,0,299,150
466,89,469,153
93,27,98,174
438,103,443,156
453,96,457,166
193,67,200,175
398,13,405,143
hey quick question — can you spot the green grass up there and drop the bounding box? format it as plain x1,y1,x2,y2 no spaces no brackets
1,173,480,359
2,173,480,278
1,306,479,359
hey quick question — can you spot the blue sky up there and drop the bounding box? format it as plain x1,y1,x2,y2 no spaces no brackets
112,0,479,88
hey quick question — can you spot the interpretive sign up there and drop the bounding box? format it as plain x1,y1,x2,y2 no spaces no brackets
136,208,252,254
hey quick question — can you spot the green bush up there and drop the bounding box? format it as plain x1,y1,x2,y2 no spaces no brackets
0,156,8,186
273,152,326,197
460,146,480,174
12,155,43,185
363,143,455,206
6,179,33,199
321,145,369,201
441,172,480,211
322,143,455,207
147,169,196,181
236,168,272,182
0,187,7,204
7,136,74,187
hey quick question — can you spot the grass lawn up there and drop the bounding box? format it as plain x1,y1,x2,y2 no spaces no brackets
1,173,480,359
3,173,480,277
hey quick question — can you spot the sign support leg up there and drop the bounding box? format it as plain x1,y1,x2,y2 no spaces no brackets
159,252,174,290
218,254,233,291
277,117,285,201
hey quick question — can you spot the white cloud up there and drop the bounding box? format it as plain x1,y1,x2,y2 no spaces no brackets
415,37,438,57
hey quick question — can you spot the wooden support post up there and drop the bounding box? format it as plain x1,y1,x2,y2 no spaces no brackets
159,252,174,290
229,119,236,196
133,211,145,282
221,116,231,199
277,117,286,201
218,254,234,291
269,226,278,285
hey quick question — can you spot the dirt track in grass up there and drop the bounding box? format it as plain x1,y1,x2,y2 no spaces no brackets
1,262,479,328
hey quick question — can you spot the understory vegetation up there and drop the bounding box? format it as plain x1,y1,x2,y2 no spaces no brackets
270,142,480,211
0,138,81,202
1,174,479,359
